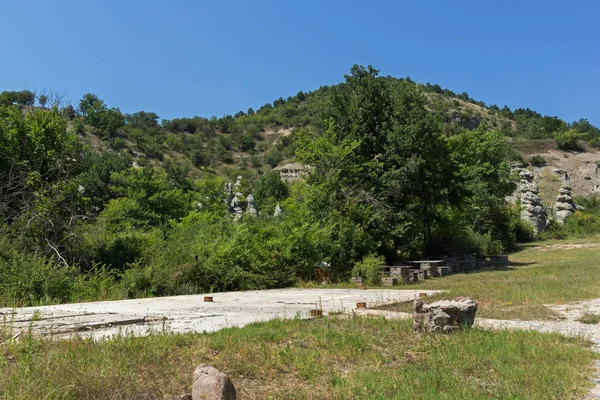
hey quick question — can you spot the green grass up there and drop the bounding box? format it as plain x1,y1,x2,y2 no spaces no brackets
1,316,596,399
373,238,600,320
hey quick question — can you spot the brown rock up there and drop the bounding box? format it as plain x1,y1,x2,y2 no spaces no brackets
192,364,236,400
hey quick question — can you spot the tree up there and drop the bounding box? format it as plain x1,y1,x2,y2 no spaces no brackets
78,93,124,138
38,94,48,108
254,170,289,213
297,65,461,259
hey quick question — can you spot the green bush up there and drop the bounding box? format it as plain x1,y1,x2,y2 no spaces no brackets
0,236,76,306
554,129,581,151
351,253,385,286
529,154,546,166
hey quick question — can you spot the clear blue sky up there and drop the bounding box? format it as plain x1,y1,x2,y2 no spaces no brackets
1,0,599,125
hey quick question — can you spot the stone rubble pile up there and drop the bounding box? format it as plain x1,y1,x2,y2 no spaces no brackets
413,297,478,334
519,169,548,233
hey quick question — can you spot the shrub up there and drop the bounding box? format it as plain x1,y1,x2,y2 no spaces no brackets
554,129,581,151
529,154,546,167
351,253,385,286
0,236,76,306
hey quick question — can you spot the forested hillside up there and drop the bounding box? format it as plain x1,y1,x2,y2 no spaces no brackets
1,65,599,307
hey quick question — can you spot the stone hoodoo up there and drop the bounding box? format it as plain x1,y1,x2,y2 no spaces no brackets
519,169,548,233
273,203,283,217
246,194,258,216
554,184,576,224
413,297,478,334
230,193,244,220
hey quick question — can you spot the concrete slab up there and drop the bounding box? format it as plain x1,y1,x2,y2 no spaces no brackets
0,288,438,340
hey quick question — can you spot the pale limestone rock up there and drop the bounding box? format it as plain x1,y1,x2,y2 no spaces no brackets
413,297,478,333
192,364,236,400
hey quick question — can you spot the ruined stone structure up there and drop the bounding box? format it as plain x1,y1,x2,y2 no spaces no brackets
413,297,478,334
519,169,548,233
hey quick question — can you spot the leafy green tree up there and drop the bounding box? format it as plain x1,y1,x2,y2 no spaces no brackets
104,167,193,229
264,148,283,168
0,105,81,222
254,170,289,213
297,66,463,261
78,93,124,138
445,126,516,249
38,94,48,108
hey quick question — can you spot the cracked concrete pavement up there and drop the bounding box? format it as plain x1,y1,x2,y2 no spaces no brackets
0,288,440,339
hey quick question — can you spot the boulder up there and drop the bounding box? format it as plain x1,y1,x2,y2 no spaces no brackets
192,364,236,400
413,297,478,333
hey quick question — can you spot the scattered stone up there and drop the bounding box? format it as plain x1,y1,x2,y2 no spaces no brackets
192,364,236,400
413,297,478,333
519,169,548,233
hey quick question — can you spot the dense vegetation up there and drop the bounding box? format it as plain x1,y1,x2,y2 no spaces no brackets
1,65,598,306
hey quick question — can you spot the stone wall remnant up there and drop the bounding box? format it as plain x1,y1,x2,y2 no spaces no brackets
413,297,478,334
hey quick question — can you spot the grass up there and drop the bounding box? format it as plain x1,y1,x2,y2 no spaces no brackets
370,238,600,320
578,313,600,325
1,316,596,399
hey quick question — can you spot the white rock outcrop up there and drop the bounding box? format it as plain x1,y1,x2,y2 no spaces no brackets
519,169,548,233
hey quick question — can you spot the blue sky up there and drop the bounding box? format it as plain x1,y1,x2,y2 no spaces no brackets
1,0,599,125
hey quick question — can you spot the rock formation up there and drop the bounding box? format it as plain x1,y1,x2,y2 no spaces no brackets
273,203,283,217
519,169,548,233
246,194,258,216
192,364,236,400
554,184,576,224
413,297,478,334
230,193,244,220
274,163,308,182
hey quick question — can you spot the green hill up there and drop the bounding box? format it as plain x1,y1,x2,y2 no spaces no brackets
5,74,598,182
